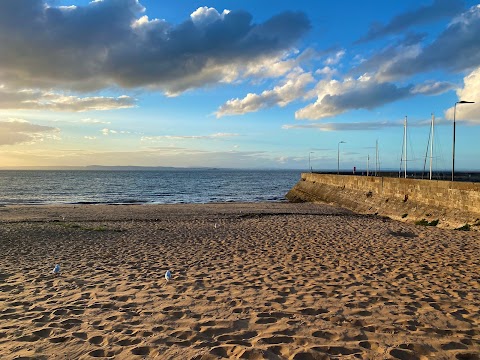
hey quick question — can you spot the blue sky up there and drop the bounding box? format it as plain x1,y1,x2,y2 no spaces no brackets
0,0,479,170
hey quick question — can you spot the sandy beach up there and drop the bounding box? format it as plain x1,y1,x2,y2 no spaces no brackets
0,202,479,360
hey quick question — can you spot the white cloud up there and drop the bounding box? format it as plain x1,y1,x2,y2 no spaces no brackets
0,86,136,111
0,119,59,146
243,52,298,79
295,78,412,120
81,118,111,125
190,7,230,27
283,118,438,132
315,66,337,77
101,128,118,135
282,121,400,132
141,133,239,141
411,80,455,95
324,50,345,65
444,66,480,122
216,70,314,117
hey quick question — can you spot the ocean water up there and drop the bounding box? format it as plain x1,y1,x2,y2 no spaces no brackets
0,169,301,205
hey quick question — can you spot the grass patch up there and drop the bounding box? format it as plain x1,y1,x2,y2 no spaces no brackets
455,224,471,231
58,223,82,229
415,218,439,226
401,213,408,218
91,226,108,232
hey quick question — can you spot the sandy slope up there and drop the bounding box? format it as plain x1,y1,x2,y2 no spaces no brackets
0,203,479,359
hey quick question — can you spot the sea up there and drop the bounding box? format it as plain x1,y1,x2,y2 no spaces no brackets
0,169,301,205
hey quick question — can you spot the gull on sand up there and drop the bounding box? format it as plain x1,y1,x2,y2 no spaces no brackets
52,264,60,275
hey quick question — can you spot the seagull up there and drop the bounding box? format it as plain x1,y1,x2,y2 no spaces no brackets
52,264,60,275
165,270,172,282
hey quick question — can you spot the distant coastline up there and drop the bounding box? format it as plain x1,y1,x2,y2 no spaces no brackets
0,166,301,171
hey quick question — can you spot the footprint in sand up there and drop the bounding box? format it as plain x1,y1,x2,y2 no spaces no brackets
310,345,362,356
72,332,87,340
49,336,70,343
130,346,151,356
60,318,83,329
117,337,141,346
311,330,338,341
257,335,295,345
389,348,421,360
255,317,277,324
88,335,104,345
88,349,115,358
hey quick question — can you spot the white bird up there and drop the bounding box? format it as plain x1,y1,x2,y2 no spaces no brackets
165,270,172,282
52,264,60,275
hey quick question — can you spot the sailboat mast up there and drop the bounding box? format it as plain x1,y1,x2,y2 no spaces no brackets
367,154,370,176
404,116,407,179
429,113,434,180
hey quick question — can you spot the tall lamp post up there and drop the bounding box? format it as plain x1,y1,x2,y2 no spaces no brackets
452,100,475,181
337,141,346,175
309,152,314,172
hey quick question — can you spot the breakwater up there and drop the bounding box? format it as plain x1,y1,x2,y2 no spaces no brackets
286,173,480,229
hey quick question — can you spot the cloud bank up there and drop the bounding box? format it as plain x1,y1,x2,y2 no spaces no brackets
0,119,58,145
293,5,480,121
445,66,480,122
216,70,314,117
0,87,135,111
141,133,239,141
295,77,412,120
358,0,465,43
0,1,310,95
374,5,480,80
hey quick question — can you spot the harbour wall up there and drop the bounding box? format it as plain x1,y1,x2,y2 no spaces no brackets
286,173,480,229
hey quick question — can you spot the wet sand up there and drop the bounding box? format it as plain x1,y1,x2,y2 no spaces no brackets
0,203,479,359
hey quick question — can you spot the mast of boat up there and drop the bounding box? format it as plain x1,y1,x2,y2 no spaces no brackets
404,116,407,179
367,154,370,176
429,113,435,180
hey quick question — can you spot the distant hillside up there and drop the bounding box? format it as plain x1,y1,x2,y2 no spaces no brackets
0,166,215,171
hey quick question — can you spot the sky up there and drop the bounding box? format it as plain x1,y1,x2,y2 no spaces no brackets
0,0,479,170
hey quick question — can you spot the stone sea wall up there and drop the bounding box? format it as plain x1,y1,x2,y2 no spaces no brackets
286,173,480,229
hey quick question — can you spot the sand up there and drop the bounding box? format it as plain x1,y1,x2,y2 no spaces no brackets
0,202,479,360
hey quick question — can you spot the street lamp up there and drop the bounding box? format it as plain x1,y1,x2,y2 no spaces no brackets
309,152,314,172
337,141,346,175
452,100,475,181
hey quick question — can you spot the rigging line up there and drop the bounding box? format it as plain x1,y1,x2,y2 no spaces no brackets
399,125,405,178
434,120,447,174
399,116,408,178
422,123,432,179
407,123,418,163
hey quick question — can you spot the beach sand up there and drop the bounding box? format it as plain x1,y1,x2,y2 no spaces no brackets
0,203,479,359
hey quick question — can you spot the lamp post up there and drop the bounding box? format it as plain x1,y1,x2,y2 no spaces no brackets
452,100,475,181
337,141,346,175
309,152,314,172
